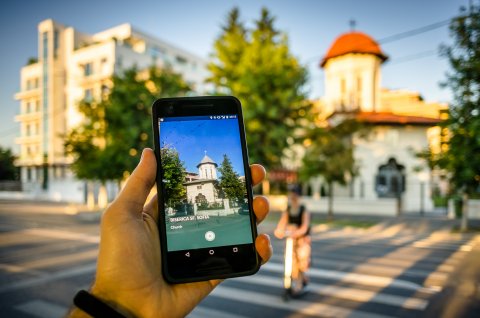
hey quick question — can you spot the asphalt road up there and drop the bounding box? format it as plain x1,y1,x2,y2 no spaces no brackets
0,199,478,318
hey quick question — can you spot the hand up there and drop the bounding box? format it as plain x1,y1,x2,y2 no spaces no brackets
274,228,284,239
78,148,272,318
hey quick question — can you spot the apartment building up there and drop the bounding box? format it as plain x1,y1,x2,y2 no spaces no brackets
15,19,208,202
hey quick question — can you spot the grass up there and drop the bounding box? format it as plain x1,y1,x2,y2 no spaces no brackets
451,225,480,233
263,212,378,229
311,219,377,229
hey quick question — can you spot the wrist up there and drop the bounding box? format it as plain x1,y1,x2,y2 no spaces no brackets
89,285,137,318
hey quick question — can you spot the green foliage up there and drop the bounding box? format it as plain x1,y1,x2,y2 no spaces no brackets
218,154,244,201
300,119,362,185
436,4,480,195
65,66,191,183
0,147,18,180
300,118,363,219
208,7,312,168
160,145,187,207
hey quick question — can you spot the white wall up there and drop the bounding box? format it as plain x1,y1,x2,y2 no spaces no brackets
353,125,433,212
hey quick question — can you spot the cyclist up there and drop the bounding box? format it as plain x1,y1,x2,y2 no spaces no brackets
274,184,311,288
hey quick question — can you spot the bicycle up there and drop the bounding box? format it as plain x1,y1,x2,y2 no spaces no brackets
282,229,308,301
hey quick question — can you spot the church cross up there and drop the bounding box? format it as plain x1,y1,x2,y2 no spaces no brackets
349,19,356,32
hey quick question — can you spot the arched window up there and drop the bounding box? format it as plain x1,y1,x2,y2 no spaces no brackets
375,158,406,198
195,193,207,204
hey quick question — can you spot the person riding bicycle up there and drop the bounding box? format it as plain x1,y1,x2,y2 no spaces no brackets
274,184,311,287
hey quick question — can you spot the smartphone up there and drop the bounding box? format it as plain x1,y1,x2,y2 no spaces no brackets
152,96,260,283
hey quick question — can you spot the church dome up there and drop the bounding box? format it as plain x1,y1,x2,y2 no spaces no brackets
197,154,217,168
320,31,388,67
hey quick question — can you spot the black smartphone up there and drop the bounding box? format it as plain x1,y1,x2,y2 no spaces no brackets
152,96,260,283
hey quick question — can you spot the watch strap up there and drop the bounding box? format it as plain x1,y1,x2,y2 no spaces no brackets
73,290,127,318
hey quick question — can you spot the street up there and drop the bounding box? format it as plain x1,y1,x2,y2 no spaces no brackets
0,200,479,318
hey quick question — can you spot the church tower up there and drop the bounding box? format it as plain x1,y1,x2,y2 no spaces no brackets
321,31,388,114
197,152,218,180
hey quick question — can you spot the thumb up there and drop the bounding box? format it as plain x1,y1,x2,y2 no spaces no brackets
113,148,157,215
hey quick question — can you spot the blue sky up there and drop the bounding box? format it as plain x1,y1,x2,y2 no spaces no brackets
0,0,464,152
159,117,245,175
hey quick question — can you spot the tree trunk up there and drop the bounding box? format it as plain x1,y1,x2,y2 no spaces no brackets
461,192,469,232
87,181,95,210
327,181,334,221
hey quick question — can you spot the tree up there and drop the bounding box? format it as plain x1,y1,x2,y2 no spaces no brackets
208,7,312,169
300,119,362,220
0,147,18,180
160,145,187,207
218,154,244,202
435,3,480,230
65,66,191,206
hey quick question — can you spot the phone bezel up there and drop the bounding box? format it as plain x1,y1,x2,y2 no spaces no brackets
151,96,260,283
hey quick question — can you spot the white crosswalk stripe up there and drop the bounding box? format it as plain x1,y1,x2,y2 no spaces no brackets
14,300,68,318
1,227,477,317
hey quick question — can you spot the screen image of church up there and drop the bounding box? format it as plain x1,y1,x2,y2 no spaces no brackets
179,153,246,216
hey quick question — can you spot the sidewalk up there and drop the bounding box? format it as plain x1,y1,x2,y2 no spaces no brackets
424,233,480,318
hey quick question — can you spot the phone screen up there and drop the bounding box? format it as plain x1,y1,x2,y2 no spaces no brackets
158,114,254,253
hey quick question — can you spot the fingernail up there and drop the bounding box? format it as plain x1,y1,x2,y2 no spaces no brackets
140,148,146,161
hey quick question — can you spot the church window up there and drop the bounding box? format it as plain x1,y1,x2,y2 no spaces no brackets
340,78,346,109
356,77,362,108
375,158,406,198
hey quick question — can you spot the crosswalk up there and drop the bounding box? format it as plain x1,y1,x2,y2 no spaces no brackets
0,225,477,317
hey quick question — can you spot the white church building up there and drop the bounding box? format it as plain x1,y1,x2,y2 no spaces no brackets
182,153,247,216
184,153,221,205
301,31,447,215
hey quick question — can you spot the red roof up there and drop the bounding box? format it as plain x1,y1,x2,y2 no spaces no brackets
355,112,441,126
321,32,388,67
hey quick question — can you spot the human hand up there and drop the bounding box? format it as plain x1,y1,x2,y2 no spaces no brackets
76,148,272,318
274,228,284,239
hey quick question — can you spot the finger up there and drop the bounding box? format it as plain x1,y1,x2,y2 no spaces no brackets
250,164,266,187
253,196,269,224
255,233,272,265
143,193,159,223
113,148,157,215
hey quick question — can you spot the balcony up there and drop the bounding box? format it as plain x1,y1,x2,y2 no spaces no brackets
16,154,44,166
15,135,42,144
15,111,42,122
14,87,41,100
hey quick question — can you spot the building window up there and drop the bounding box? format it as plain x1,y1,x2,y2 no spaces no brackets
375,158,406,198
101,84,109,100
149,46,164,59
26,124,31,136
340,78,346,109
197,185,202,190
84,62,93,76
356,77,362,108
54,29,59,58
176,55,187,65
84,88,93,102
42,32,48,59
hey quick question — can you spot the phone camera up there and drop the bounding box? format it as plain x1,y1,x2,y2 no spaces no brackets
167,103,174,114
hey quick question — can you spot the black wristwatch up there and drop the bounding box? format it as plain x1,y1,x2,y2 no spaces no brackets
73,290,127,318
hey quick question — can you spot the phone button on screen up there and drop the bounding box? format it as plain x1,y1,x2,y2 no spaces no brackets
185,251,191,258
233,247,238,253
208,249,215,255
205,231,215,241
